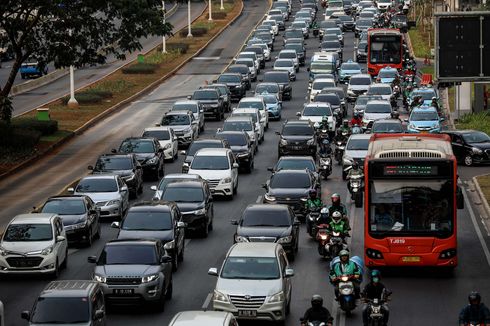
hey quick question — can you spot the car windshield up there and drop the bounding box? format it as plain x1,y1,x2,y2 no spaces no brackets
412,90,436,100
270,173,310,188
3,224,53,242
356,96,381,106
31,297,89,324
161,114,190,126
98,244,157,265
286,30,303,39
218,134,247,146
236,59,253,68
279,52,296,59
275,60,293,68
347,138,370,150
264,73,288,83
122,211,172,231
191,155,229,170
95,157,132,170
357,19,372,27
119,140,155,153
187,141,223,156
193,90,218,100
285,44,302,53
378,69,398,78
315,94,341,105
369,180,453,236
76,178,118,193
350,77,371,85
256,84,279,94
411,111,439,121
338,15,352,21
365,104,391,113
462,131,490,143
276,159,316,171
322,41,340,49
368,86,391,95
261,95,279,104
303,106,332,116
143,130,170,141
218,75,240,83
157,176,198,190
221,257,280,280
313,81,335,90
282,125,314,136
310,62,334,71
228,66,248,74
173,103,198,113
42,199,86,215
162,187,204,202
373,122,403,133
232,113,257,124
369,37,401,64
342,63,360,70
238,101,263,110
223,121,252,131
242,209,291,227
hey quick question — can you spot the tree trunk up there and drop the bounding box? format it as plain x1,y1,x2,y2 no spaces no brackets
0,55,24,122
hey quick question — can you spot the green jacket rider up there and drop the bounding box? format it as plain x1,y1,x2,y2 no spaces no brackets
305,189,323,211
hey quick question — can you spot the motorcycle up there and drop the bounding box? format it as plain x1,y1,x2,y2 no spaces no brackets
325,230,348,258
300,318,331,326
316,224,331,257
393,85,401,99
348,174,363,208
318,153,332,180
365,289,391,326
334,140,345,164
306,206,321,237
333,108,343,127
334,274,358,314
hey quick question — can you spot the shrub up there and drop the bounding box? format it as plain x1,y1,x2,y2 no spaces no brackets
11,118,58,136
0,125,41,149
93,80,134,94
121,63,158,74
213,12,227,19
167,43,190,54
180,27,207,37
61,89,113,105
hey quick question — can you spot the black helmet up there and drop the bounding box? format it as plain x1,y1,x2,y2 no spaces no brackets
343,119,349,127
352,161,359,169
311,294,323,308
353,112,359,118
309,188,318,197
469,291,481,305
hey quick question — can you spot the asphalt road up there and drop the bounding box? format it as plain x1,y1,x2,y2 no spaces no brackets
4,2,207,117
1,1,490,325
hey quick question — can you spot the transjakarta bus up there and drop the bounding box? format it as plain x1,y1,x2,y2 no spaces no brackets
367,28,403,77
364,134,464,267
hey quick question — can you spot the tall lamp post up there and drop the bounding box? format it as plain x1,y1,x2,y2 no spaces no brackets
220,0,224,10
187,0,193,37
67,29,78,109
209,0,213,21
162,0,166,53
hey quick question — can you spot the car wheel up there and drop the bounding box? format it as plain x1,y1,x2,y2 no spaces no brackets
155,289,166,312
464,155,473,166
85,228,93,247
172,253,178,272
61,249,68,269
51,259,60,279
165,278,173,300
201,219,209,238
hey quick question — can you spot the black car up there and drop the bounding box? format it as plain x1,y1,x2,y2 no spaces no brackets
313,92,342,118
89,153,143,198
113,201,185,271
391,14,408,33
284,43,306,66
190,88,224,120
442,130,490,166
277,120,317,158
216,131,254,173
337,14,355,31
181,138,229,173
117,137,165,180
231,204,300,258
40,195,101,246
262,169,320,218
263,71,292,100
216,73,247,102
269,156,317,174
253,31,274,51
371,119,405,133
227,64,251,90
320,87,347,116
161,180,214,238
205,83,231,112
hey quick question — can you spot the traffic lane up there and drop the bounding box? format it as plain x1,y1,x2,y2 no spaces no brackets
458,165,490,182
11,2,207,117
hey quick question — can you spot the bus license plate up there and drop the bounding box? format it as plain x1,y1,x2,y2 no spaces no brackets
113,289,134,295
238,310,257,317
402,256,421,262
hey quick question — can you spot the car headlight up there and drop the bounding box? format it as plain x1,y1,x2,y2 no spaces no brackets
147,156,159,164
221,177,232,184
472,147,483,154
300,197,308,202
409,124,416,129
268,291,285,303
264,193,276,202
280,139,288,146
107,199,121,206
277,236,292,244
235,235,249,242
41,245,54,256
71,220,88,230
194,208,206,215
0,247,7,256
125,173,135,181
237,152,249,158
307,138,315,145
164,240,175,250
163,143,172,150
94,274,106,283
213,290,230,303
142,273,160,283
343,156,353,164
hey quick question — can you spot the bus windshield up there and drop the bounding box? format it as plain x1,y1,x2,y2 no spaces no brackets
369,36,401,64
368,180,453,237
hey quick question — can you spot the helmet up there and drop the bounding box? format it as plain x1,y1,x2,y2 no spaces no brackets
311,294,323,308
332,211,342,221
469,291,481,305
353,112,359,118
322,139,330,145
343,119,349,127
331,193,340,204
371,269,381,283
336,129,342,136
322,115,329,122
309,189,318,197
352,161,359,169
339,249,350,257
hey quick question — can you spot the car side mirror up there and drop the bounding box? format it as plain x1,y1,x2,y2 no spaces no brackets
217,128,222,132
403,119,409,123
440,118,445,122
160,255,172,264
262,183,268,189
275,131,281,135
121,186,128,192
111,221,120,228
306,67,310,71
136,165,142,170
231,219,239,225
456,186,464,209
150,185,158,191
111,148,117,153
200,109,204,113
180,150,186,155
88,256,97,263
89,209,97,215
158,148,164,153
296,111,301,117
88,165,94,170
177,221,186,228
94,310,105,320
232,163,239,169
285,268,295,278
208,267,219,276
21,311,30,321
67,187,75,193
267,167,274,172
56,235,65,243
187,95,192,100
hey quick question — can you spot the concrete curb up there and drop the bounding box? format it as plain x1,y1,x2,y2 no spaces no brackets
473,175,490,219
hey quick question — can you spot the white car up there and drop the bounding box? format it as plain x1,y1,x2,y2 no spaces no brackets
237,52,260,73
235,58,257,81
254,42,271,61
274,59,296,81
172,100,205,132
309,78,336,101
347,73,372,101
231,108,264,143
262,20,279,35
187,148,239,199
297,102,336,131
366,83,393,101
377,0,392,10
70,174,130,219
0,213,68,276
237,96,269,130
277,49,299,72
169,311,238,326
362,100,393,128
142,126,179,161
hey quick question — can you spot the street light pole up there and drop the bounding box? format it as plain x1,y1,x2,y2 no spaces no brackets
209,0,213,21
162,0,166,53
187,0,193,37
220,0,224,10
67,29,78,109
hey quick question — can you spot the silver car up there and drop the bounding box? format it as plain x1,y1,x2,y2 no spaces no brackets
171,100,205,132
342,134,371,180
208,243,294,323
70,174,130,219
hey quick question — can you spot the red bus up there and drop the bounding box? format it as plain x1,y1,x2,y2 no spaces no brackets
364,134,464,267
367,28,403,77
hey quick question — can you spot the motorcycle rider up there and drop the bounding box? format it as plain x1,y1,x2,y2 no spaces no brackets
350,112,363,127
305,188,323,212
346,161,364,194
319,115,331,132
459,291,490,326
319,138,333,156
328,193,350,231
340,119,351,135
334,128,348,145
329,250,361,299
362,270,390,326
328,211,350,239
318,207,331,225
302,295,334,326
431,96,440,111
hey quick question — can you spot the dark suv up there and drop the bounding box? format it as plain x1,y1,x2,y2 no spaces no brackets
116,137,165,180
112,201,185,271
276,120,317,158
263,71,292,100
216,73,247,101
216,131,254,173
190,88,224,120
227,64,251,90
89,153,143,198
205,83,232,112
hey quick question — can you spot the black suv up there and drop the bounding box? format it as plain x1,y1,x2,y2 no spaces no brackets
113,201,185,271
216,131,254,173
262,169,320,218
89,153,143,198
205,83,232,112
263,71,292,100
161,180,214,238
227,64,251,90
276,120,317,158
181,138,230,173
190,88,224,120
116,137,165,180
216,73,247,101
231,204,300,259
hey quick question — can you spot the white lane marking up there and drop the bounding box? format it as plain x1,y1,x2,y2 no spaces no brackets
202,292,213,310
463,187,490,268
256,195,262,203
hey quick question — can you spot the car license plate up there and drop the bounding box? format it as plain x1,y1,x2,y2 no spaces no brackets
420,131,428,134
292,146,303,150
238,310,257,317
113,289,134,295
402,256,421,262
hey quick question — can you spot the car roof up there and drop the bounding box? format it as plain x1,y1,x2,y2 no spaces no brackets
107,239,158,246
41,280,99,298
80,174,118,181
372,119,402,124
240,97,263,102
46,195,86,201
98,153,133,159
130,200,175,211
194,148,231,156
350,73,372,79
284,120,312,125
349,134,372,140
278,155,315,161
273,168,311,176
412,106,438,113
174,100,199,105
165,110,191,116
170,311,234,326
225,116,253,122
164,173,202,179
370,83,392,88
228,242,281,258
245,203,290,212
164,180,206,189
10,213,57,225
313,78,336,83
145,126,172,132
366,100,391,105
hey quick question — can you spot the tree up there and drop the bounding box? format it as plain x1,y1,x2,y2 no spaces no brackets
0,0,173,123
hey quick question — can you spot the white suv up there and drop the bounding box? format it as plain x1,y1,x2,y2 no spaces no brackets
231,108,264,144
187,148,239,199
0,213,68,277
208,243,294,323
142,126,179,161
237,97,269,130
169,311,238,326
